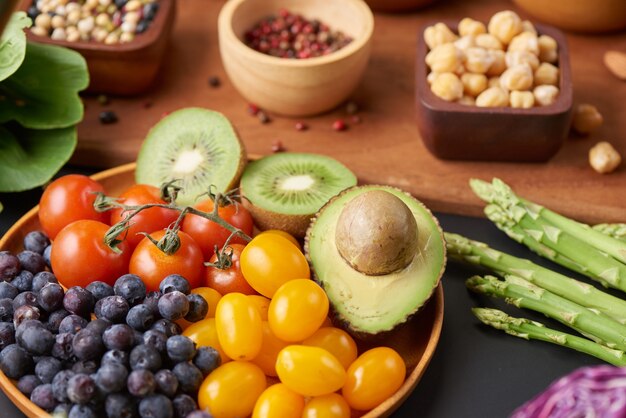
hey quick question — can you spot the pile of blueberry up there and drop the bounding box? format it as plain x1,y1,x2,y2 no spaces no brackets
0,231,216,418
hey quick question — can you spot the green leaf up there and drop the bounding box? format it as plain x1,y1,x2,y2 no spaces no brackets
0,124,76,192
0,41,88,129
0,12,30,82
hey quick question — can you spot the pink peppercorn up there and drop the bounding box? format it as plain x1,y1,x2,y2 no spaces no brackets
332,119,347,131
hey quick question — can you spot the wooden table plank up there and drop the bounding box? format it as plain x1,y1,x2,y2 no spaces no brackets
75,0,626,223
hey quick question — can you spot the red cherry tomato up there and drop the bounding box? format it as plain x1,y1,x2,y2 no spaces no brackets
204,244,257,295
129,229,204,291
109,184,179,248
39,175,108,239
182,199,253,260
51,220,131,288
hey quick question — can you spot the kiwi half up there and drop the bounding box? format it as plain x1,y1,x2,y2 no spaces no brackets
136,108,246,206
240,153,357,237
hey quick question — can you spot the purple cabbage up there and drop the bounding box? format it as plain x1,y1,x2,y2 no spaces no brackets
511,365,626,418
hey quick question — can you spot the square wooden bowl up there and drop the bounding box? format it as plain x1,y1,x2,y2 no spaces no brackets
415,21,573,162
18,0,175,96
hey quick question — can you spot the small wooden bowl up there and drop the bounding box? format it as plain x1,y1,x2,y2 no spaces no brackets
513,0,626,33
415,20,573,162
18,0,175,96
364,0,437,13
0,163,444,418
218,0,374,117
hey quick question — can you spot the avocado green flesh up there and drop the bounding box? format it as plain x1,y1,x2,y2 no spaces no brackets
307,185,445,334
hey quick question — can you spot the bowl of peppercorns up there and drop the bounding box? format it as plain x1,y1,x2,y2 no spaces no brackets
19,0,175,95
218,0,374,117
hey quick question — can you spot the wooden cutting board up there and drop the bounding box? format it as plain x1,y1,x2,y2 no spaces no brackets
75,0,626,224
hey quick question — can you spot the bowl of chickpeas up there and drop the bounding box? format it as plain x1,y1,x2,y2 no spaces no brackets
415,10,573,162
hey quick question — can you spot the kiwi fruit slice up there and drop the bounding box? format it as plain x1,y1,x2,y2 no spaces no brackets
240,153,357,237
136,108,246,206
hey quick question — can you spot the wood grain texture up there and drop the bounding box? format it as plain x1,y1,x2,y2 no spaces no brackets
74,0,626,223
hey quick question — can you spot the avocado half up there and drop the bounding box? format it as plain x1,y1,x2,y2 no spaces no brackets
304,185,446,336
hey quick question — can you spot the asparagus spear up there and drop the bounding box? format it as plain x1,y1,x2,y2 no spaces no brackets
470,178,626,265
472,307,626,366
594,224,626,242
466,275,626,350
445,232,626,324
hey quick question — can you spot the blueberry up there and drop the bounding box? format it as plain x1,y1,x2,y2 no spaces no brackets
102,348,129,367
159,275,190,295
86,281,114,301
99,110,118,125
46,309,69,333
17,374,41,396
154,369,178,397
96,295,130,323
172,362,203,394
0,298,13,322
53,403,72,416
63,286,95,318
95,362,129,393
26,5,39,20
105,393,137,418
17,320,54,355
143,2,159,21
38,283,65,312
32,271,57,293
130,344,162,372
69,403,98,418
186,411,214,418
11,270,33,292
136,19,149,34
166,335,196,363
85,317,112,336
13,304,40,328
43,246,52,269
0,282,18,299
0,251,20,281
17,250,46,274
0,343,33,378
172,394,197,418
150,319,181,337
115,0,128,9
67,373,96,404
127,304,155,331
103,323,135,351
23,231,50,255
139,394,173,418
35,356,62,383
59,314,89,334
72,329,104,361
114,274,146,306
51,369,75,402
127,369,156,397
143,291,162,317
158,291,189,321
193,346,221,376
184,294,208,322
12,291,39,310
0,322,15,350
71,360,98,375
51,332,74,361
133,329,144,347
142,329,167,353
30,383,57,411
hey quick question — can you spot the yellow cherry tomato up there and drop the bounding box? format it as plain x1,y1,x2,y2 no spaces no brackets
240,233,310,298
193,287,222,318
268,279,329,342
252,322,290,377
302,393,351,418
215,293,263,360
276,345,345,397
342,347,406,411
199,361,267,418
302,327,358,370
248,294,271,320
256,229,300,249
182,318,230,365
252,383,304,418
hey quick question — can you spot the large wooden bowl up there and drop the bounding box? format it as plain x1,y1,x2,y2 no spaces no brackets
0,163,444,418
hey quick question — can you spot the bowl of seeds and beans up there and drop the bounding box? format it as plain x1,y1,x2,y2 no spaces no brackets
20,0,175,95
217,0,374,117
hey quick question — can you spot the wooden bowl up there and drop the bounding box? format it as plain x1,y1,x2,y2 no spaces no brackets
364,0,437,13
513,0,626,33
218,0,374,117
18,0,176,96
0,163,444,418
415,20,573,162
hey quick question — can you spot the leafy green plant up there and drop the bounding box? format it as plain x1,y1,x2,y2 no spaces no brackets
0,12,88,210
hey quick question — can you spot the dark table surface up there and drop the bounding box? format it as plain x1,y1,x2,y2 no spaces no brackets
0,167,602,418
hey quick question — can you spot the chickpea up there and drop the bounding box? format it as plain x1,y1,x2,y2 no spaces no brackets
522,20,537,35
424,23,458,50
426,43,463,73
66,10,81,25
508,32,539,56
50,27,67,41
488,10,523,45
538,35,558,64
510,91,535,109
534,63,559,86
533,85,559,106
51,15,65,29
572,104,603,135
475,33,504,51
34,13,52,30
431,72,464,102
461,73,488,97
66,31,80,42
486,50,507,76
505,50,539,71
120,31,135,43
454,35,476,52
105,32,119,45
589,142,622,174
476,86,509,107
458,95,476,106
464,47,494,74
458,18,486,37
427,72,439,85
30,26,48,37
488,76,501,88
500,64,534,91
95,13,111,27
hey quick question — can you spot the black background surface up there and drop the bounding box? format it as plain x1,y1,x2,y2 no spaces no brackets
0,166,601,418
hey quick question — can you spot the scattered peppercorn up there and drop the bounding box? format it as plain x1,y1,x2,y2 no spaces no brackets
332,119,347,132
247,104,259,116
257,111,271,124
271,140,285,153
99,111,118,125
295,122,307,131
346,101,359,115
208,77,221,88
97,95,109,106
